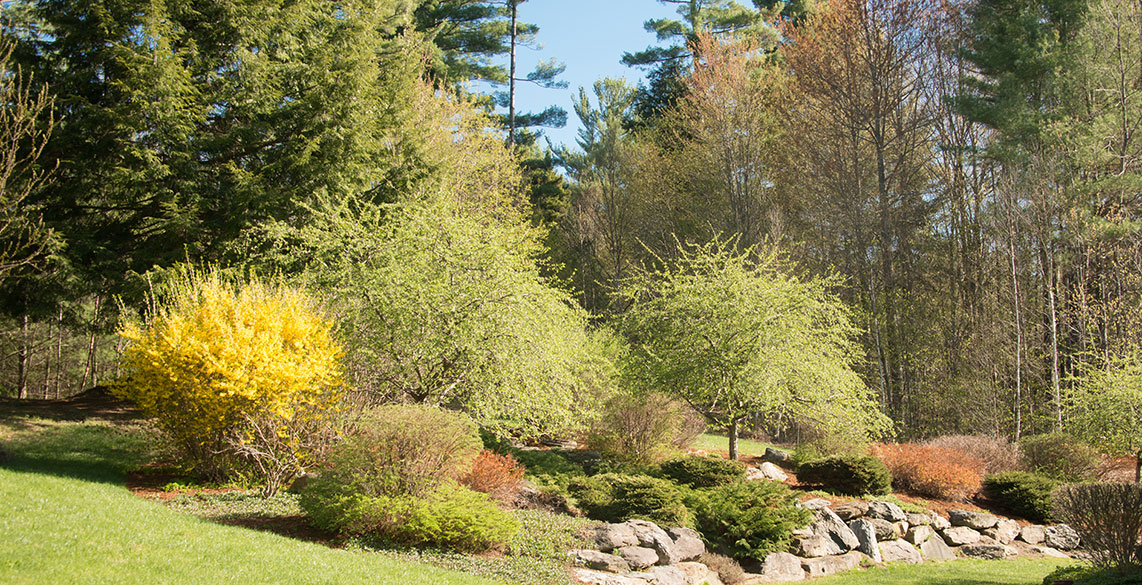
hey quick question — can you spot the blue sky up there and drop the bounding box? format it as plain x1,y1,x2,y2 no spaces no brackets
506,0,680,149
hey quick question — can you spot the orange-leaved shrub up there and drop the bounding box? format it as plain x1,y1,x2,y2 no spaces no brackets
923,434,1022,475
461,450,525,504
114,268,344,494
874,443,984,501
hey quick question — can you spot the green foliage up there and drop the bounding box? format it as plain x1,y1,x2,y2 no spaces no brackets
984,471,1060,524
620,238,890,459
568,473,691,527
1070,355,1142,479
689,480,811,562
1019,433,1101,481
113,269,343,493
798,455,893,496
659,456,747,488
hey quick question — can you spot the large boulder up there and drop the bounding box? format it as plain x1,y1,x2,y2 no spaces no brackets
1045,525,1081,550
628,520,681,565
755,462,789,482
869,518,900,541
919,535,957,561
941,526,982,546
801,498,833,511
597,524,640,551
866,501,908,522
572,550,632,573
1019,525,1046,545
931,515,951,531
763,447,792,465
617,546,660,570
959,543,1010,560
810,508,861,552
904,525,934,545
676,562,724,585
667,528,706,563
906,513,932,527
572,568,650,585
832,501,869,522
879,540,923,564
758,552,807,583
796,535,842,558
1032,546,1071,559
983,519,1020,545
948,510,998,530
848,518,882,563
644,566,689,585
800,551,865,578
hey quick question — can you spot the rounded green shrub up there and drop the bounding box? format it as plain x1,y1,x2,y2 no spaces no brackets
659,456,747,488
690,480,812,562
983,471,1059,523
568,473,691,526
1020,432,1101,482
797,455,892,496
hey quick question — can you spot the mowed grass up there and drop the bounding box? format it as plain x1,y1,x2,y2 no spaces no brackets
0,417,499,585
813,558,1075,585
692,432,780,458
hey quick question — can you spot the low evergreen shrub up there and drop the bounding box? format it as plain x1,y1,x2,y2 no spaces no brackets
659,456,747,488
690,480,811,562
983,471,1059,523
1020,432,1101,481
568,473,691,526
797,454,892,496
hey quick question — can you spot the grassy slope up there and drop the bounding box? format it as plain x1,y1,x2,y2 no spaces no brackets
0,418,498,585
814,558,1073,585
692,433,777,458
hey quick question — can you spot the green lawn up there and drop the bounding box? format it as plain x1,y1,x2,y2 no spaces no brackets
691,432,780,458
0,417,499,585
814,558,1074,585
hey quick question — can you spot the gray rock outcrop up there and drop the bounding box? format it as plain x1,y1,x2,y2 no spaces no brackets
758,552,807,583
948,510,998,530
801,551,865,578
904,525,934,545
880,540,923,564
983,519,1019,544
810,508,861,552
941,526,982,546
959,543,1009,560
597,523,640,551
919,535,957,561
848,518,882,563
1045,524,1080,550
831,501,869,521
573,550,632,573
1019,525,1046,545
618,546,659,570
866,501,908,522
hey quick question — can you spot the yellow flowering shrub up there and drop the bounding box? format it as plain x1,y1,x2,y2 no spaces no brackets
114,269,344,493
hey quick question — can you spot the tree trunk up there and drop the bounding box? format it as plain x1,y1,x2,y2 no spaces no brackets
17,314,29,399
728,418,740,461
507,0,517,147
1135,450,1140,484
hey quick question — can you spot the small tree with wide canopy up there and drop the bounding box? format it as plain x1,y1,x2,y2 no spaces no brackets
1071,354,1142,483
619,237,890,459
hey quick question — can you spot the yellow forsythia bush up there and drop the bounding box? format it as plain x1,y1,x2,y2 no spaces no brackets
114,269,344,492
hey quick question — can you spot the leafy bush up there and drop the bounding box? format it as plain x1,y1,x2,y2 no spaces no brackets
1054,483,1142,573
587,392,702,465
797,455,892,496
461,450,525,504
568,473,691,526
690,480,811,562
699,552,747,585
1021,432,1101,481
113,269,344,494
924,434,1022,475
983,471,1059,523
659,456,747,488
874,443,982,501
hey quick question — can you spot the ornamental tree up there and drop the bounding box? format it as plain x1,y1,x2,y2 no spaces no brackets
1071,355,1142,483
619,238,890,459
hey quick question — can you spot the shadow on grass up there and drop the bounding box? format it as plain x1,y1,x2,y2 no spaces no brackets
0,420,154,485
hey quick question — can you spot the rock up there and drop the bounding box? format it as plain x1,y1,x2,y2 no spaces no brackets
893,521,911,538
810,508,861,552
541,437,579,449
983,519,1020,544
1032,546,1071,559
763,447,792,464
645,566,688,585
832,501,869,522
879,540,923,564
867,501,908,522
756,462,790,482
573,568,650,585
906,513,931,526
573,550,632,573
931,514,951,531
869,518,898,541
618,546,660,570
628,520,682,565
848,519,882,563
668,527,706,562
1045,524,1081,550
676,562,723,585
791,527,814,538
796,535,842,558
758,552,806,583
919,535,957,561
1019,525,1046,545
948,510,998,530
941,526,982,546
904,525,934,545
597,524,641,551
801,498,833,510
960,543,1010,560
800,551,865,578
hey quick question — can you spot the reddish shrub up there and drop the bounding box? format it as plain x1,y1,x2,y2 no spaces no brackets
461,450,525,503
874,443,984,502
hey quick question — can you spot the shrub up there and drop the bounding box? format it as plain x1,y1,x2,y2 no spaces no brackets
659,456,747,488
461,450,525,504
699,552,747,585
983,471,1059,523
587,392,702,465
874,443,982,501
690,480,811,562
797,455,892,496
1054,483,1142,573
568,473,691,526
1021,432,1101,481
924,434,1022,475
113,269,344,494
